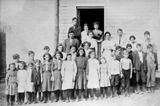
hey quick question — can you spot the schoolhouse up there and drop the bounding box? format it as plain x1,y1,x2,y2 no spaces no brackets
0,0,160,76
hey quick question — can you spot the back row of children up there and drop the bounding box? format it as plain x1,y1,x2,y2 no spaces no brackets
5,29,158,106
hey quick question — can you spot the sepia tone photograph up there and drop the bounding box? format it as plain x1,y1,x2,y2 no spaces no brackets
0,0,160,106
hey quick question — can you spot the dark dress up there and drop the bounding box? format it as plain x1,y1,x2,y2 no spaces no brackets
41,62,53,92
51,59,63,91
75,56,88,89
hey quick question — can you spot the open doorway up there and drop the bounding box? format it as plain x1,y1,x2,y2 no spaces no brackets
77,7,104,32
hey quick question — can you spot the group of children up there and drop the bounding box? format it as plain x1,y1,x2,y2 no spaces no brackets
5,21,158,106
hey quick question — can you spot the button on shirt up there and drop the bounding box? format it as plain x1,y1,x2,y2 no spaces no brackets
138,51,143,63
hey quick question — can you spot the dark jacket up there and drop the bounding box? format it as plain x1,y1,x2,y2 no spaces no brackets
68,25,81,42
63,38,80,53
31,67,41,85
133,50,147,71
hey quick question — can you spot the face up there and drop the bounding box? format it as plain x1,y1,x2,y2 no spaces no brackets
58,46,63,52
116,49,121,55
137,46,142,51
130,38,135,43
36,62,40,67
89,32,93,38
19,63,24,70
90,52,95,59
148,47,153,52
84,43,89,49
56,53,61,59
67,55,72,61
84,25,88,31
28,64,33,69
127,47,132,52
10,64,15,71
69,33,74,38
94,24,99,29
101,58,106,64
45,54,50,61
71,47,76,53
29,53,35,60
105,33,111,40
79,49,84,56
117,30,123,37
144,34,150,40
72,19,77,26
124,52,129,58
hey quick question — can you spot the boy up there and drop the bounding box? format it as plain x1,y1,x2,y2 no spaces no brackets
120,51,132,97
146,44,158,93
126,44,136,93
27,51,36,65
133,43,147,94
108,53,121,97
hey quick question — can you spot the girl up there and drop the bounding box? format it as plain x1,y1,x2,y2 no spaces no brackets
5,63,17,106
92,22,103,59
17,62,28,105
56,43,66,60
86,31,97,57
75,48,88,101
127,35,137,51
70,46,77,61
81,41,92,58
26,63,34,104
99,57,111,99
146,44,158,93
81,23,89,43
41,53,53,103
52,51,63,102
31,59,42,103
41,46,51,63
101,32,115,62
108,53,121,98
120,51,132,97
86,51,100,100
61,53,77,102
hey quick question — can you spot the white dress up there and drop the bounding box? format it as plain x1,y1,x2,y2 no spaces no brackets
17,70,28,93
26,69,34,92
87,59,100,89
61,61,77,90
101,40,115,61
81,31,89,43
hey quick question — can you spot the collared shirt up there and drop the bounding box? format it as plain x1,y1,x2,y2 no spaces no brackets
138,51,143,63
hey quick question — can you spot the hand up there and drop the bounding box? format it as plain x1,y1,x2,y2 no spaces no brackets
130,74,132,79
121,74,123,78
41,78,43,83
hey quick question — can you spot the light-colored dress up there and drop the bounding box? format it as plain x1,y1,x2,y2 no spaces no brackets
26,69,34,92
87,59,100,89
100,64,111,87
81,30,89,43
101,40,115,61
52,59,63,91
86,38,97,55
17,70,28,93
61,60,77,90
84,49,92,58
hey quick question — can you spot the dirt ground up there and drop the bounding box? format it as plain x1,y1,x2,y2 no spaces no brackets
1,80,160,106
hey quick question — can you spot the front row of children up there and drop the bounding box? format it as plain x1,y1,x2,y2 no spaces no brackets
5,43,158,106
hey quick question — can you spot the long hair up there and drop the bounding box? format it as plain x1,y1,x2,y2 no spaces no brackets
43,53,52,62
53,51,63,59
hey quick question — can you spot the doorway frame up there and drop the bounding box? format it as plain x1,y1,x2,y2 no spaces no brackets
76,6,104,31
